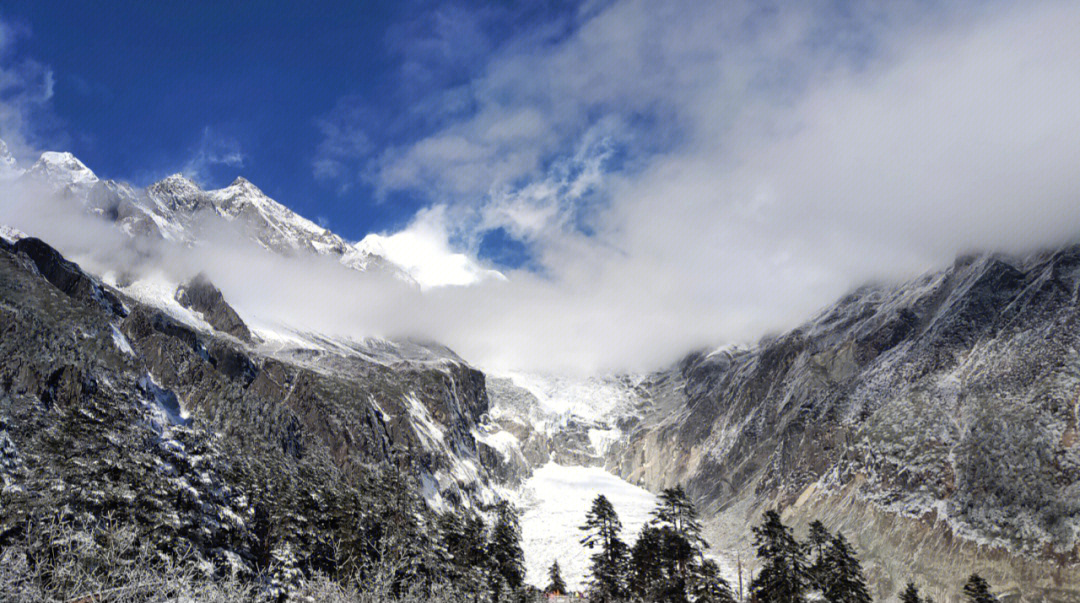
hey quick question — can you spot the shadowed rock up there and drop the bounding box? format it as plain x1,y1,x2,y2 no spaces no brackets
175,273,252,342
12,237,125,316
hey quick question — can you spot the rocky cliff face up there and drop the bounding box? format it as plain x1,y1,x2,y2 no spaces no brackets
604,248,1080,601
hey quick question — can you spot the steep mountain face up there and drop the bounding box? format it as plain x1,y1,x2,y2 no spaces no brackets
602,248,1080,601
0,233,513,577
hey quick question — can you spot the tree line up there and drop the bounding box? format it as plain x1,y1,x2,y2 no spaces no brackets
549,486,1000,603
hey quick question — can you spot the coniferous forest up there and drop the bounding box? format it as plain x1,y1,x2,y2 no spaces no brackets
553,487,1001,603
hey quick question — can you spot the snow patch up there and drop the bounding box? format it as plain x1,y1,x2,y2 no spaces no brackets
0,224,27,243
117,271,215,332
110,325,135,356
138,374,190,429
495,371,641,425
516,462,656,590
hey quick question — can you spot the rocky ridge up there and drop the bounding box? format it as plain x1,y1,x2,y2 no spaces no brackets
594,248,1080,601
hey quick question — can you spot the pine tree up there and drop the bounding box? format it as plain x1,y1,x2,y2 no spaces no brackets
900,582,921,603
651,486,708,551
490,501,526,597
545,560,568,596
749,510,808,603
580,494,629,603
806,520,831,591
820,533,870,603
690,558,737,603
640,485,714,602
629,525,666,600
963,574,995,603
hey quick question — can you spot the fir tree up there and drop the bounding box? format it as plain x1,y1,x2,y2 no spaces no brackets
806,520,831,591
545,560,568,596
629,525,666,600
580,494,629,603
490,501,526,598
963,574,995,603
690,558,737,603
651,486,708,551
750,510,808,603
900,582,922,603
637,485,715,602
820,533,870,603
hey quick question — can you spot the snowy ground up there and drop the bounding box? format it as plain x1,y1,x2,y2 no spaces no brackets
516,462,657,590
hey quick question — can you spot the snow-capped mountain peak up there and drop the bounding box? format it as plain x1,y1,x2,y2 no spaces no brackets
28,151,99,189
205,175,347,255
3,143,421,287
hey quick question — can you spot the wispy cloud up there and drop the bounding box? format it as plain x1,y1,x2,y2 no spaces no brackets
180,126,246,185
311,98,372,190
0,17,62,163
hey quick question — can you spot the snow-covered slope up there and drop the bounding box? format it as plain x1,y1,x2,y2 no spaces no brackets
27,151,99,192
517,462,656,590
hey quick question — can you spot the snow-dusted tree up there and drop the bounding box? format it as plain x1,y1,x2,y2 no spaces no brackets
806,520,831,591
651,486,708,551
580,494,629,603
690,558,737,603
963,574,996,603
820,533,870,603
545,560,568,596
629,525,666,599
750,510,808,603
900,582,922,603
490,501,526,600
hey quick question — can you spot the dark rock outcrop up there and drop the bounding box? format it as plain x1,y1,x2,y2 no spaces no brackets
12,237,125,316
174,273,252,342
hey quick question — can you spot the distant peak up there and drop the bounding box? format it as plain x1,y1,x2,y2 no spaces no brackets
37,151,87,166
29,150,98,186
229,176,253,187
150,173,201,193
0,138,20,177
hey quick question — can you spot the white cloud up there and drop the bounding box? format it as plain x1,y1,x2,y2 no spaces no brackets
9,1,1080,377
180,126,246,185
356,206,504,289
0,18,61,163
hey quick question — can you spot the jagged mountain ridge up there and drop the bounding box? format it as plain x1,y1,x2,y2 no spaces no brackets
5,144,416,285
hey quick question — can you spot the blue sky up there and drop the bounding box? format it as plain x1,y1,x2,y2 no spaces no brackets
0,1,576,249
2,1,1079,373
